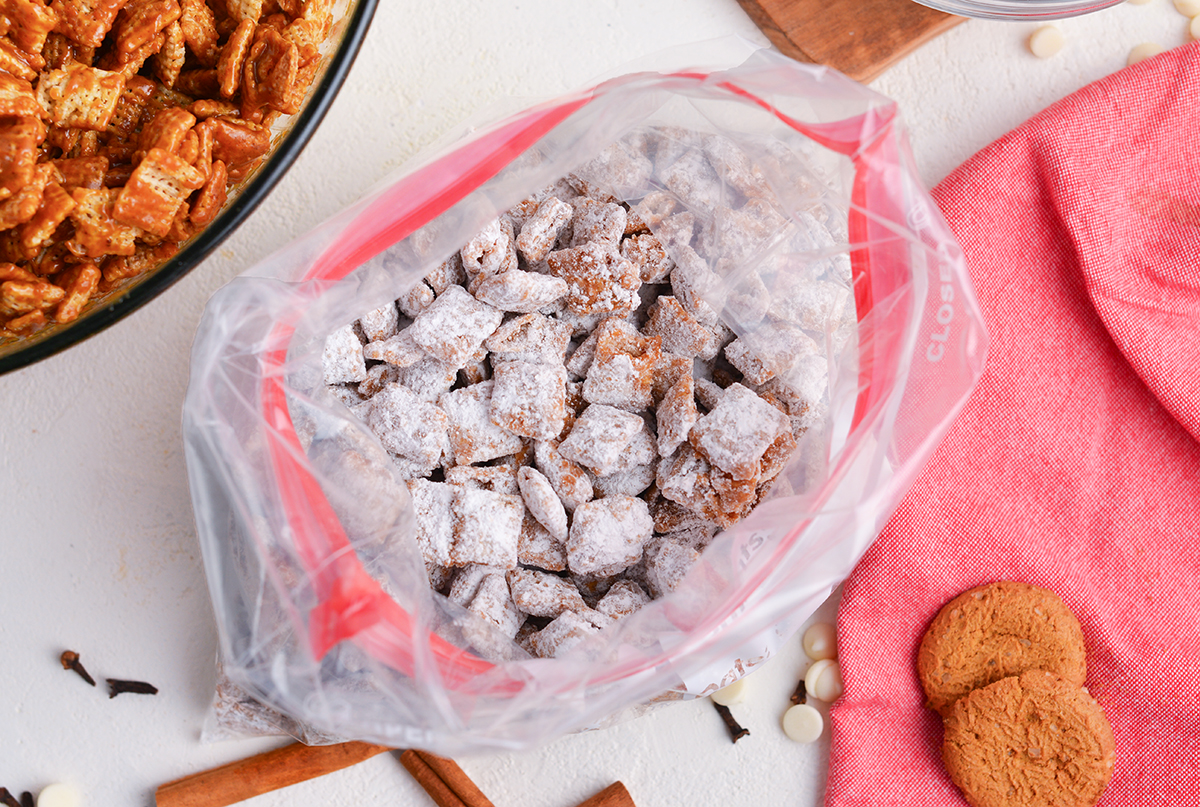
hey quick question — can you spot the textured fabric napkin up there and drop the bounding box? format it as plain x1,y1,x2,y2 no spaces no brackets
826,41,1200,806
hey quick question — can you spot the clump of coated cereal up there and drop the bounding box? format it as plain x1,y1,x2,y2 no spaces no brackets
318,127,851,659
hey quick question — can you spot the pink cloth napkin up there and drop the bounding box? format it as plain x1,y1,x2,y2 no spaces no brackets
827,41,1200,806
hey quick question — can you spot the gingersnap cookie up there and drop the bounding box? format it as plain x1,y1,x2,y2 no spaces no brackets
918,580,1086,716
942,670,1115,807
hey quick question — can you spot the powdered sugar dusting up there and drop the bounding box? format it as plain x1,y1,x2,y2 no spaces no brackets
318,126,856,658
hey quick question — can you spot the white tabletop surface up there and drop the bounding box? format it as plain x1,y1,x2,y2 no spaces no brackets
1,2,1192,805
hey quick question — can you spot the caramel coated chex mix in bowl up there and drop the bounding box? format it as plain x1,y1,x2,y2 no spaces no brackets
0,0,342,340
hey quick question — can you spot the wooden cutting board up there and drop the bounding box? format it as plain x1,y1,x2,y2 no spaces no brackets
736,0,964,83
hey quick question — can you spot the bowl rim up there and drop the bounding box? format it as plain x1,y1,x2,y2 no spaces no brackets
911,0,1124,20
0,0,381,377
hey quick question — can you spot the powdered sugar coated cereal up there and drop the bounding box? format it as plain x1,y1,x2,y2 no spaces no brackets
460,216,518,288
567,495,654,578
323,323,366,385
317,127,858,658
367,383,449,468
516,196,573,262
621,232,674,283
660,147,722,212
689,384,791,480
657,442,719,514
518,512,568,572
358,302,400,342
397,281,435,318
557,403,644,476
489,360,568,441
657,373,699,456
444,464,520,495
591,461,656,499
595,579,651,620
473,270,568,313
643,295,719,360
517,465,569,542
601,417,657,477
570,197,627,247
395,355,460,402
439,380,525,465
546,241,641,316
643,534,703,597
466,572,524,638
406,479,456,568
581,326,660,411
572,141,654,201
448,564,500,606
724,322,820,386
528,610,600,658
533,439,594,512
450,487,523,569
485,313,572,366
507,567,588,617
362,329,426,368
407,285,503,367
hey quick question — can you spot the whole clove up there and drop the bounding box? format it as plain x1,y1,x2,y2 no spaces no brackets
790,679,807,705
18,793,32,807
60,650,96,686
106,678,159,698
711,701,750,743
0,787,21,807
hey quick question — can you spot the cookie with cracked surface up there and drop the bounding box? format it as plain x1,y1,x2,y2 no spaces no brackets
918,580,1087,717
942,670,1115,807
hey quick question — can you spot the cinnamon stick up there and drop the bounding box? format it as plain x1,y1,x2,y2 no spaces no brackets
574,781,636,807
154,740,391,807
398,749,495,807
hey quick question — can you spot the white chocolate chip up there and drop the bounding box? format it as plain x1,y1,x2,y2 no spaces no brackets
782,703,824,743
1028,26,1065,59
802,621,838,661
37,784,82,807
1127,42,1165,66
1191,14,1200,40
1175,0,1200,16
710,677,749,706
805,658,844,702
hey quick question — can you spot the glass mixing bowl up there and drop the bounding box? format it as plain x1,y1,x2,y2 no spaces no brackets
0,0,379,375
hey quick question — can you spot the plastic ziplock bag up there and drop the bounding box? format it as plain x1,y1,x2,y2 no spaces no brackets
183,46,987,754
